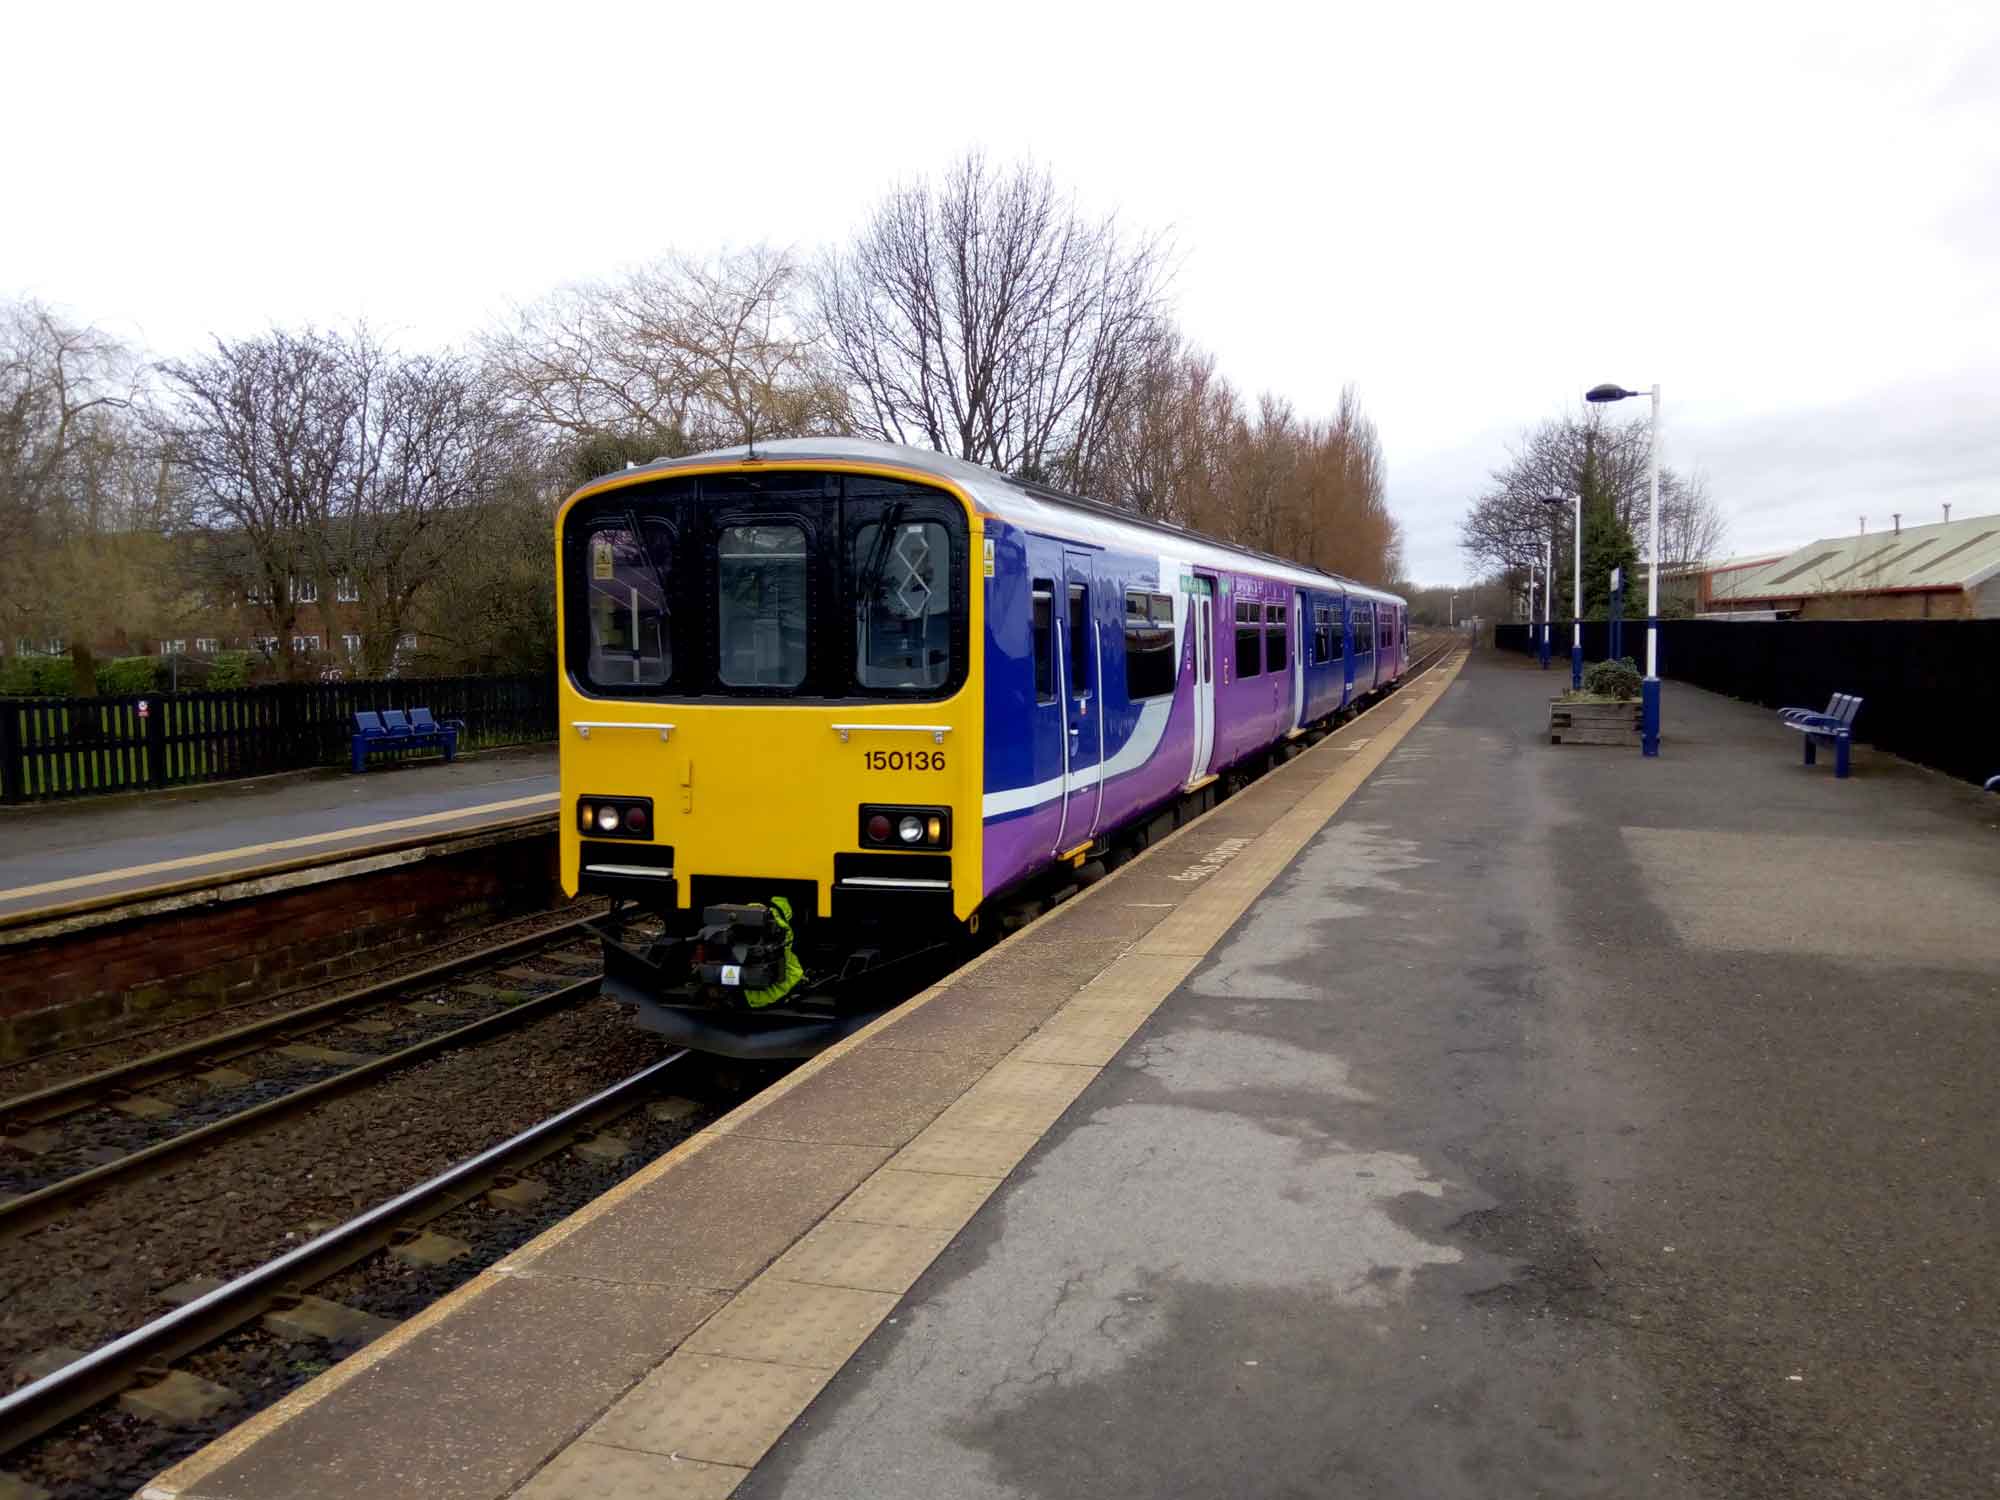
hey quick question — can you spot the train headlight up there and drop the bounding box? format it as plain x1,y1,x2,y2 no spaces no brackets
859,804,951,850
578,795,653,840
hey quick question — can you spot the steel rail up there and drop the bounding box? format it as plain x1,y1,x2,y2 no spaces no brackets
0,1049,690,1458
0,975,605,1241
0,915,600,1128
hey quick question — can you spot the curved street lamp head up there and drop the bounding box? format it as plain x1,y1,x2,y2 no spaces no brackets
1585,383,1641,403
1539,494,1565,508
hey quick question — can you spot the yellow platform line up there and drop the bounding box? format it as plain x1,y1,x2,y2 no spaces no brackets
0,792,559,905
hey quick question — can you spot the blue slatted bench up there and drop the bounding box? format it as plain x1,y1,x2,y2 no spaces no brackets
350,707,464,773
1779,694,1862,779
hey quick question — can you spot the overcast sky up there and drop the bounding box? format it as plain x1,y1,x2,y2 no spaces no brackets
9,0,1996,582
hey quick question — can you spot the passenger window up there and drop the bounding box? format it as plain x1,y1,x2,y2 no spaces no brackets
1068,583,1091,696
1234,600,1261,678
718,523,807,688
584,521,673,688
1265,603,1287,674
853,520,950,690
1031,580,1055,703
1123,590,1175,700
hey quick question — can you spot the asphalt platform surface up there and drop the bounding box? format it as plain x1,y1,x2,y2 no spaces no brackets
741,650,1999,1500
0,748,556,918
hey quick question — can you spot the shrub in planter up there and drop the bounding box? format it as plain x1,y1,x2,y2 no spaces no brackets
1583,657,1642,699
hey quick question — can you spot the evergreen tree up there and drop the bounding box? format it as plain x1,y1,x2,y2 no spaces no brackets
1578,435,1638,619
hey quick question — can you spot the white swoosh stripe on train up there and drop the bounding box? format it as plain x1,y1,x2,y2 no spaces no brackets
981,696,1174,818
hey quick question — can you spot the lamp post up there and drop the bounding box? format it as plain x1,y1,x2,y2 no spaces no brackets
1539,535,1552,668
1541,494,1583,690
1586,382,1661,756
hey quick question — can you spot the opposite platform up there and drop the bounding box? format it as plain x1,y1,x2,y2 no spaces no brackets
0,749,556,923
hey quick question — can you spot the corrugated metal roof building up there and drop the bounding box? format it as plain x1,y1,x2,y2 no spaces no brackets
1697,513,2000,619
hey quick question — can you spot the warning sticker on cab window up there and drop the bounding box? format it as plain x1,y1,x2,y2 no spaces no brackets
592,539,615,579
720,964,743,987
983,537,996,578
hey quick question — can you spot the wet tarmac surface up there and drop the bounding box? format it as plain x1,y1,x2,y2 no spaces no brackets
740,653,1999,1500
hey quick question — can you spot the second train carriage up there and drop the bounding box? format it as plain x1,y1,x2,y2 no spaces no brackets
557,438,1406,1056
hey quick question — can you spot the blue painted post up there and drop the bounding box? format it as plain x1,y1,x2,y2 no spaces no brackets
1609,579,1623,662
1570,637,1583,692
1641,664,1661,758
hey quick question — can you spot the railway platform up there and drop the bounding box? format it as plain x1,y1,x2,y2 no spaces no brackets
142,650,2000,1500
0,749,556,924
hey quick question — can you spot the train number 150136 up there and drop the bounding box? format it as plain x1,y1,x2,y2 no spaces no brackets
863,749,946,772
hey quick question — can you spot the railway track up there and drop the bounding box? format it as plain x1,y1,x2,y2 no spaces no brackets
0,917,640,1240
0,1050,693,1468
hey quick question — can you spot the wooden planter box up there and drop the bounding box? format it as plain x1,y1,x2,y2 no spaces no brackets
1550,698,1642,746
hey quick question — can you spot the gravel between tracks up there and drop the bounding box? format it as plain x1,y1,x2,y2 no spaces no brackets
0,901,605,1098
1,996,720,1498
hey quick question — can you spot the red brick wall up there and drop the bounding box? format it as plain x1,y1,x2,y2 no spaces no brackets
0,831,561,1060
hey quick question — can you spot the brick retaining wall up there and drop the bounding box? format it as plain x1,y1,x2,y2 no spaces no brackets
0,823,562,1061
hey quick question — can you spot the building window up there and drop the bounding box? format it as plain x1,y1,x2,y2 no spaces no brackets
336,576,359,603
246,585,270,605
1264,603,1287,674
293,634,320,653
398,633,417,652
291,577,318,604
195,638,219,655
1031,580,1056,704
1234,601,1262,678
254,636,279,655
342,634,363,655
160,639,187,656
1123,591,1176,700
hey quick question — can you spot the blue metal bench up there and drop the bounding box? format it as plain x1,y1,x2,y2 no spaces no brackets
1778,692,1844,726
1780,694,1861,779
350,707,461,773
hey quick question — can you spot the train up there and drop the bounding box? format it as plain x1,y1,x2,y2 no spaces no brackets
556,437,1407,1056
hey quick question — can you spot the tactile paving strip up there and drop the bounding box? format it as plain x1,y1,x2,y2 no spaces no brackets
512,1442,746,1500
585,1354,831,1469
830,1167,1001,1231
680,1278,896,1370
768,1219,956,1294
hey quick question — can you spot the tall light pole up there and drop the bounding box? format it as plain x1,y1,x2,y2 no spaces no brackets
1586,383,1661,756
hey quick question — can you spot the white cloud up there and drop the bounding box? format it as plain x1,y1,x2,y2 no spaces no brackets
9,0,1996,582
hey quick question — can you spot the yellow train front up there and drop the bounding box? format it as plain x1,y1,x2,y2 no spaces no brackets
556,441,985,1058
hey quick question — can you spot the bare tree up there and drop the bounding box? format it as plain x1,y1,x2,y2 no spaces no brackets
1460,410,1726,603
484,246,842,458
0,301,152,690
155,329,354,678
813,152,1172,489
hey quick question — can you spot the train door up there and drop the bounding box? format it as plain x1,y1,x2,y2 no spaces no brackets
1056,549,1102,854
1188,573,1217,784
1291,588,1306,732
1341,596,1357,707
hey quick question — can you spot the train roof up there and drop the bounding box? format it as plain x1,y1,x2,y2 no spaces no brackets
597,437,1405,606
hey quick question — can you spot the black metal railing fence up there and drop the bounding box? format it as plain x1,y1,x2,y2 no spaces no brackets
0,674,556,804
